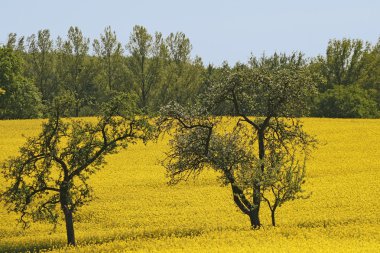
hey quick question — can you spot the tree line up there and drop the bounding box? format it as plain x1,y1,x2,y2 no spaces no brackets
1,25,379,119
1,26,203,118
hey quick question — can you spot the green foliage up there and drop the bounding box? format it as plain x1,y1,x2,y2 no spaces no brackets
256,119,315,225
165,32,192,63
310,38,379,118
0,46,42,119
25,29,57,103
2,28,379,118
322,38,369,89
0,93,155,245
1,80,42,119
93,26,125,91
126,25,162,111
359,38,380,109
126,27,204,112
316,84,378,118
157,55,204,110
204,54,317,117
6,33,25,51
159,54,318,227
55,27,95,117
249,52,306,70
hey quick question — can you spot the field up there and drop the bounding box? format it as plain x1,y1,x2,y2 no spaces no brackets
0,118,379,252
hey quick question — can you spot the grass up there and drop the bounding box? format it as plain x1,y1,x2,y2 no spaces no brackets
0,118,379,252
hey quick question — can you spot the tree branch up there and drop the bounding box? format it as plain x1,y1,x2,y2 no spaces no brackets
67,121,135,180
25,186,60,204
231,185,250,215
52,155,69,179
174,116,212,130
231,88,259,130
223,168,253,211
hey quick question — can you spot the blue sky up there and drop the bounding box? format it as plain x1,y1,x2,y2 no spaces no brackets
1,0,379,65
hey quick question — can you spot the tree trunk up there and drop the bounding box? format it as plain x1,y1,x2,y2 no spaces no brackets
249,128,266,229
250,182,261,228
258,129,265,172
63,206,76,246
75,100,80,118
271,209,276,226
60,184,76,246
249,207,260,228
108,57,112,90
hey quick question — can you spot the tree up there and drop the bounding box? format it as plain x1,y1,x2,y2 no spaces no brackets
0,80,42,119
0,93,154,246
359,38,380,110
6,33,25,52
93,26,125,91
316,84,378,118
252,119,314,226
25,29,57,103
156,32,203,108
56,26,95,116
165,32,192,64
0,46,42,119
126,25,164,111
317,38,370,91
159,53,317,228
309,38,379,118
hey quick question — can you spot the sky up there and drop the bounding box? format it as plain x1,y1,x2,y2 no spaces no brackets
1,0,379,65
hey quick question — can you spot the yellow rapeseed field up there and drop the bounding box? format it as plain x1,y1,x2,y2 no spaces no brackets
0,118,379,252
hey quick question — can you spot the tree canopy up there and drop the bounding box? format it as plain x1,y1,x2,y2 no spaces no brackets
0,93,155,246
159,54,317,228
0,46,42,119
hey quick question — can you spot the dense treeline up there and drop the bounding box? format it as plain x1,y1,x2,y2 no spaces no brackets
0,25,379,119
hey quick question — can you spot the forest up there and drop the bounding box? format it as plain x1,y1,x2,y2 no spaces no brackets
1,25,379,119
